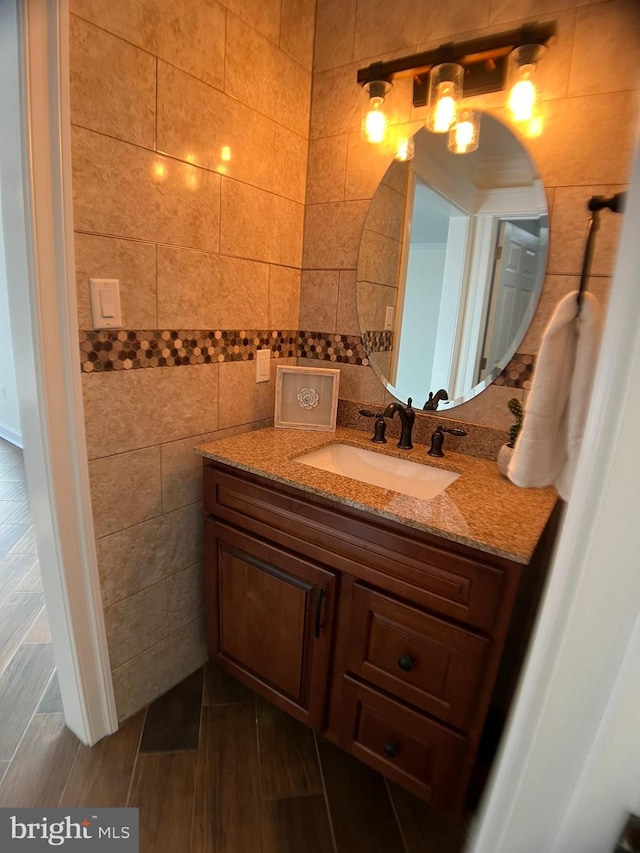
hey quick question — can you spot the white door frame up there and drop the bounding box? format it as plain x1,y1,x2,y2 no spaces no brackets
0,0,117,744
469,144,640,851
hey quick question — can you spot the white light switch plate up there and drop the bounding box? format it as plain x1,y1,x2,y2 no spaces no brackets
255,349,270,383
90,278,122,329
384,306,394,331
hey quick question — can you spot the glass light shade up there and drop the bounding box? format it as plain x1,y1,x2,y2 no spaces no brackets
395,137,415,161
448,110,481,154
426,63,463,133
361,80,393,144
507,44,546,123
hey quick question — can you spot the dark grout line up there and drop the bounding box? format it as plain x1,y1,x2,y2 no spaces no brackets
124,705,149,809
384,777,410,853
52,733,82,808
126,747,199,757
0,675,65,796
313,731,338,853
187,666,208,852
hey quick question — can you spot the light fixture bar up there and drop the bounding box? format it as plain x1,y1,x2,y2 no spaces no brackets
356,21,556,106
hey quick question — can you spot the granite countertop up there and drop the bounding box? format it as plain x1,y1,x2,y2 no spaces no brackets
196,426,557,565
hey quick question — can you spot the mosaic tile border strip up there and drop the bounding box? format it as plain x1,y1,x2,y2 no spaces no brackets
493,352,536,389
362,330,394,353
79,329,298,373
79,329,535,388
297,332,369,365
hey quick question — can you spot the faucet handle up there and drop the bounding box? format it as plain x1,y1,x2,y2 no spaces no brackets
358,410,387,444
428,425,467,457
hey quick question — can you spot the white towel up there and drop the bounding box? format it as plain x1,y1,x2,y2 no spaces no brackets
507,291,603,500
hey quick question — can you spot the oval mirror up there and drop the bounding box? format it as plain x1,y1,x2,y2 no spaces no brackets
356,112,548,411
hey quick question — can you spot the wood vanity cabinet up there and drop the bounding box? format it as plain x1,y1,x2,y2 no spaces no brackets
203,459,558,817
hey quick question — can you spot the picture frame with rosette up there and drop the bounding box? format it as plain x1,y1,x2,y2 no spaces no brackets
274,365,340,431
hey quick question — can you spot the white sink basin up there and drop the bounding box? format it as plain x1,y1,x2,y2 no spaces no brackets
294,443,459,500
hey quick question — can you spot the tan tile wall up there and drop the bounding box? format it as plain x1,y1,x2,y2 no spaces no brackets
303,0,640,432
69,0,314,720
357,162,407,333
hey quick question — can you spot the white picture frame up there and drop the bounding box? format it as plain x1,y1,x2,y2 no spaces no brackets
274,366,340,431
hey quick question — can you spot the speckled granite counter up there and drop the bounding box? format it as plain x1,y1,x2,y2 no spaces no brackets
196,427,557,564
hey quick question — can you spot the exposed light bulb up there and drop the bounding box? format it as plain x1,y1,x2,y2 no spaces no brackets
508,44,546,125
455,120,473,150
508,67,537,122
427,63,463,134
433,84,456,133
221,145,231,162
364,105,387,143
447,109,480,154
361,80,392,145
395,137,415,161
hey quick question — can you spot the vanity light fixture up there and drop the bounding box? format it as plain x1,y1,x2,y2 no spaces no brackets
357,20,556,149
361,79,393,144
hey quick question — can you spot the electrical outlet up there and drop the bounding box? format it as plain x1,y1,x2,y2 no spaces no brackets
0,385,5,400
255,349,270,383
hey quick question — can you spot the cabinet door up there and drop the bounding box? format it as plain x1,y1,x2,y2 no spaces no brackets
205,520,336,729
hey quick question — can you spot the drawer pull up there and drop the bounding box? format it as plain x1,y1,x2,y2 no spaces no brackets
397,655,415,672
314,588,326,639
383,741,398,759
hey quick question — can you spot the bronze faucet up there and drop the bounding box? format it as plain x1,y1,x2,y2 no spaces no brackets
423,389,449,411
382,398,415,450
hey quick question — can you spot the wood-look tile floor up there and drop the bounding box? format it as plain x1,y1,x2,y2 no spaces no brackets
0,437,469,850
0,437,56,788
0,661,468,852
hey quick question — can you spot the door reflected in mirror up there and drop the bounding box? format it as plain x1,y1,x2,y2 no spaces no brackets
357,112,548,410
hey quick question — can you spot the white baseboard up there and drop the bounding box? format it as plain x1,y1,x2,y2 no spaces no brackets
0,421,23,447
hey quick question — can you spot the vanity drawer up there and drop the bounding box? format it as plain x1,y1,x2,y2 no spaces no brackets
347,584,489,730
339,676,467,811
204,464,505,630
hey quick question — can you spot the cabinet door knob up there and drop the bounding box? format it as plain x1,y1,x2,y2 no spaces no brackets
383,741,398,759
397,655,414,672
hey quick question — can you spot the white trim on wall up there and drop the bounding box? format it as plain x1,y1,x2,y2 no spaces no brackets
0,423,23,448
0,0,117,744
